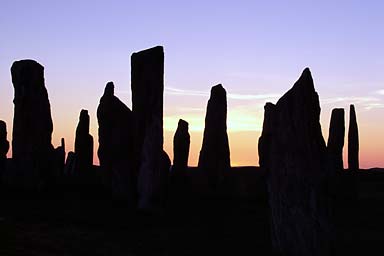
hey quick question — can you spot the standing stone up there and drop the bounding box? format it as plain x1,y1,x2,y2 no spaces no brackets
198,84,230,190
327,108,345,172
258,68,333,256
53,138,66,178
64,151,76,177
258,103,275,169
97,82,135,202
0,120,10,183
131,46,166,209
348,104,359,171
75,109,94,174
173,119,190,173
11,59,54,189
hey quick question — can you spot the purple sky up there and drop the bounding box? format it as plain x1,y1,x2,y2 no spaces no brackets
1,1,383,167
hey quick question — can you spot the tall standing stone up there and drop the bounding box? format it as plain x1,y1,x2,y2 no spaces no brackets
11,59,54,189
75,109,94,174
327,108,345,172
258,68,333,256
131,46,166,209
0,120,10,183
173,119,190,173
97,82,135,202
198,84,230,190
348,104,359,171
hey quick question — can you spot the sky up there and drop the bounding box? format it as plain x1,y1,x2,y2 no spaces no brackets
0,0,383,168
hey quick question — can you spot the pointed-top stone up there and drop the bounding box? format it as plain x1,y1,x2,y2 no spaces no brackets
97,82,136,203
348,104,359,171
285,67,315,94
258,69,332,256
198,84,230,190
75,109,93,174
173,119,190,172
104,81,115,96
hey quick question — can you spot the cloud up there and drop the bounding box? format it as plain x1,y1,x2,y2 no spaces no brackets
376,89,384,95
322,96,379,105
165,86,280,101
165,87,208,97
322,96,384,110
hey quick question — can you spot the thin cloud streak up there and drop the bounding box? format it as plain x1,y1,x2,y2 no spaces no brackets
165,87,280,101
322,96,384,110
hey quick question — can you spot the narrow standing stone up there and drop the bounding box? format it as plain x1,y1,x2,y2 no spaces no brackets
198,84,231,190
173,119,190,173
131,46,166,209
327,108,345,172
75,109,94,173
348,104,359,171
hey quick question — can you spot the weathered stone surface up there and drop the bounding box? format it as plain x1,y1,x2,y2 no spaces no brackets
131,46,166,209
97,82,135,202
348,104,359,171
173,119,190,173
327,108,345,172
0,120,10,183
11,59,55,189
198,84,230,190
75,109,93,174
258,68,333,256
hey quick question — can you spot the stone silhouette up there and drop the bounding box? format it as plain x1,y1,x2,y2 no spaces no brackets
97,82,135,202
53,138,66,177
173,119,190,173
348,104,359,171
64,151,76,177
327,108,345,172
75,110,94,174
198,84,230,190
0,120,10,183
258,103,274,169
258,68,333,256
11,59,55,189
131,46,166,209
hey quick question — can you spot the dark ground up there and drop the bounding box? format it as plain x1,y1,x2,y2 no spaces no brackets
1,168,384,255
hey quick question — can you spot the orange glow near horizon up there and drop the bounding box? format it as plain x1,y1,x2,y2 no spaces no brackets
1,72,383,169
3,96,384,169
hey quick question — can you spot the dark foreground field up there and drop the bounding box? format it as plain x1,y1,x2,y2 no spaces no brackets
0,199,272,256
1,168,384,256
